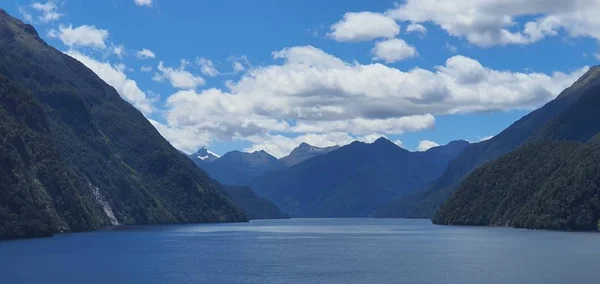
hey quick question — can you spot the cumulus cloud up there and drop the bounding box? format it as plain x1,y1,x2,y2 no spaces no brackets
140,66,153,73
228,55,250,73
49,25,109,49
68,50,155,115
372,38,418,63
416,140,439,151
154,45,585,156
386,0,600,47
197,58,220,76
153,60,205,89
32,1,63,23
112,44,126,58
136,48,156,59
18,7,34,23
406,23,426,34
134,0,153,7
329,12,400,42
150,119,213,153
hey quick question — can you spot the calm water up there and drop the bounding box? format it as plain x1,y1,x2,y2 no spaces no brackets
1,218,599,284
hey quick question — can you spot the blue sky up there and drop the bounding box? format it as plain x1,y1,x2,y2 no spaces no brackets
7,0,598,157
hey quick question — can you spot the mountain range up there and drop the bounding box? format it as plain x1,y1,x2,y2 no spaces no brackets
4,4,600,239
0,9,246,240
249,138,470,217
377,66,600,219
190,142,339,186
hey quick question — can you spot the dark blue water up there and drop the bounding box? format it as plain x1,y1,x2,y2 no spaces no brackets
1,218,599,284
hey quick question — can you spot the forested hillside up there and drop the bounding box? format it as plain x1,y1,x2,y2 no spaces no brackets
0,9,246,240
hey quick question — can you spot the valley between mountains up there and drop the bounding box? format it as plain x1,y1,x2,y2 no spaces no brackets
2,7,600,240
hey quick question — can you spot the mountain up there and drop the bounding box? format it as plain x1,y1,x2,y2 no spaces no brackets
378,66,600,219
432,141,600,231
0,10,246,240
279,143,340,167
433,66,600,231
250,138,470,217
189,146,220,164
221,186,287,220
196,150,284,186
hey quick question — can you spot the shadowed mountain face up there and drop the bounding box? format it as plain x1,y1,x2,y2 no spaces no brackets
221,186,287,220
379,66,600,219
250,138,470,217
432,66,600,231
280,143,340,167
194,150,284,186
0,9,246,240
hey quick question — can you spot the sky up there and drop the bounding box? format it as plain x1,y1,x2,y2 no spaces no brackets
6,0,599,157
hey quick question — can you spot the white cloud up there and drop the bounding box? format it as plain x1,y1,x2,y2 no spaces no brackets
329,12,400,42
153,60,205,89
197,58,220,76
372,38,418,63
406,23,426,34
416,140,439,151
136,48,156,59
150,119,213,153
112,44,126,58
140,66,153,73
228,55,250,73
445,42,458,53
154,45,585,156
18,7,33,23
31,1,63,23
49,25,109,49
386,0,600,47
114,63,127,73
478,135,494,142
67,50,155,115
134,0,153,7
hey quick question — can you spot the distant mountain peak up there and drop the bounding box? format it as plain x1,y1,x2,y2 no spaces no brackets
372,137,401,148
191,146,220,162
280,142,340,167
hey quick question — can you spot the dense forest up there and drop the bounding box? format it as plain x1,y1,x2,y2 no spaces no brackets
0,9,246,239
378,65,600,219
433,141,600,231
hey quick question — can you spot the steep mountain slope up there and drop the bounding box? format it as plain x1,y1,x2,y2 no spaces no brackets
279,143,339,167
196,150,284,186
250,138,469,217
380,66,600,218
433,67,600,230
221,186,287,220
433,141,600,231
0,10,246,240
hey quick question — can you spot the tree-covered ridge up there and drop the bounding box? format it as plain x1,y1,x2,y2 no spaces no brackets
433,141,600,231
380,65,600,219
0,9,246,239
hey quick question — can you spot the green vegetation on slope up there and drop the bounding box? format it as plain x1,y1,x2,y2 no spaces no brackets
0,9,246,240
433,142,600,231
379,66,600,219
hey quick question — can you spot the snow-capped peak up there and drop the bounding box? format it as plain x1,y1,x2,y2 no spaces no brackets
193,146,220,162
